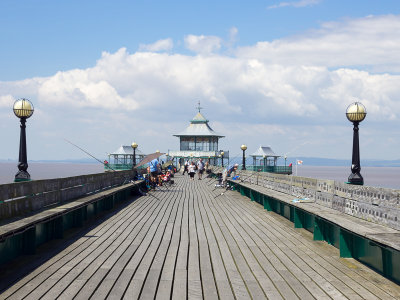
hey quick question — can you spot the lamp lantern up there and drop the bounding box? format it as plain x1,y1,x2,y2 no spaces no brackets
131,142,138,167
13,98,34,182
241,144,247,170
221,151,225,167
346,102,366,185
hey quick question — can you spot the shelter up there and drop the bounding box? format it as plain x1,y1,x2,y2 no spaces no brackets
105,145,146,170
250,146,280,167
168,103,227,164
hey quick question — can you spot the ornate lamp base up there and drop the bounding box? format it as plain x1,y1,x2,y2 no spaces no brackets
347,172,363,185
15,170,31,182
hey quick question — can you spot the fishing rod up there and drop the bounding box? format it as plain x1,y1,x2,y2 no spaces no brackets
207,153,243,187
64,138,117,172
240,168,263,185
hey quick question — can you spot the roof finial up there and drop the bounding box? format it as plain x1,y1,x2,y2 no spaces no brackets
196,100,203,113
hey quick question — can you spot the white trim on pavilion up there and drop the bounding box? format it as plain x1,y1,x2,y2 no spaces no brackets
250,146,280,166
170,109,226,160
107,145,146,165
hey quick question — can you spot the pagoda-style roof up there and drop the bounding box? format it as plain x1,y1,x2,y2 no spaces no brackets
110,145,145,156
174,112,224,138
250,146,280,158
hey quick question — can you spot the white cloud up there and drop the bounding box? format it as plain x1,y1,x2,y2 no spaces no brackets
184,34,222,54
139,38,174,52
1,14,400,160
0,94,15,108
237,15,400,72
268,0,321,9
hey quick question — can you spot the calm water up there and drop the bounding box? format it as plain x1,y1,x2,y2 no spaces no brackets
295,165,400,190
0,162,104,185
0,162,399,190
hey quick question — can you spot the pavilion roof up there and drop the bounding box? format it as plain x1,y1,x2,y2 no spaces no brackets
173,112,224,138
110,146,145,156
250,146,280,158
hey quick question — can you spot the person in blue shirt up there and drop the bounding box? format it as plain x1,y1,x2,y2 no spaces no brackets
147,158,160,186
222,163,239,187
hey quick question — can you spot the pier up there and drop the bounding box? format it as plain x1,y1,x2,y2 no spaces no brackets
1,172,400,299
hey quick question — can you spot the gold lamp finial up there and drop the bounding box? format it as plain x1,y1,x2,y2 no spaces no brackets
13,98,34,119
346,102,366,123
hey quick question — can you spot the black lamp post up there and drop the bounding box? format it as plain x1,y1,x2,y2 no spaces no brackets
221,151,224,167
241,144,247,170
131,142,138,167
346,102,367,185
13,98,34,182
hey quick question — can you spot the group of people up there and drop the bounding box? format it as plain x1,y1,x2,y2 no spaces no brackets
146,158,174,188
182,158,209,180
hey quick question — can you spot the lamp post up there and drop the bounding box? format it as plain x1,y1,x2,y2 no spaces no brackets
13,98,34,182
241,144,247,170
131,142,138,167
346,102,367,185
221,151,224,167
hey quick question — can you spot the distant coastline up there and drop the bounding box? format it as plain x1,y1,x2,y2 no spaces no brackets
285,157,400,167
1,161,399,189
1,157,400,167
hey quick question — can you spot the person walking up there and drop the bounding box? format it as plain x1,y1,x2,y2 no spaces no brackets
197,158,205,180
182,160,189,175
188,161,196,181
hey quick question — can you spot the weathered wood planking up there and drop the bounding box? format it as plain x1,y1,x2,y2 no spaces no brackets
2,174,400,299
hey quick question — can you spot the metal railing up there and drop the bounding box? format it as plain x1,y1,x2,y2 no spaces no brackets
245,165,292,174
104,164,146,171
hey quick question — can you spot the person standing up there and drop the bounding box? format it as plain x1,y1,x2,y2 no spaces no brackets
147,158,159,187
188,161,196,181
197,158,205,180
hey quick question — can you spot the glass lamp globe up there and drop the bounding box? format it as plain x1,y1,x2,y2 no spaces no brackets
241,144,247,151
13,98,34,119
221,151,224,156
131,142,138,149
346,102,366,123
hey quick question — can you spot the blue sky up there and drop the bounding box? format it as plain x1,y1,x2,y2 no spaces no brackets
1,0,400,161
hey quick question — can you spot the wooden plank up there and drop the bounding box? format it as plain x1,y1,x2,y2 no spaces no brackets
155,182,186,299
196,184,235,300
4,195,152,299
3,173,400,300
225,187,398,299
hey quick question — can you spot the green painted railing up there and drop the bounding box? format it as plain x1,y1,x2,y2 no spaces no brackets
246,165,292,174
104,164,146,171
229,180,400,285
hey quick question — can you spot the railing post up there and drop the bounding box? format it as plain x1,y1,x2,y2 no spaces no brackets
313,218,324,241
294,208,303,228
339,229,353,258
263,196,272,211
23,227,36,254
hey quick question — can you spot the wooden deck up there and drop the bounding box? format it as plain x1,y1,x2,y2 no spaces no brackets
2,174,400,299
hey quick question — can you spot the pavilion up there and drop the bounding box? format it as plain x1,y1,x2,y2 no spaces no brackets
168,103,227,165
250,146,280,167
105,145,146,171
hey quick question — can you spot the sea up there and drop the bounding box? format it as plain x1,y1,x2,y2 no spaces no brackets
0,162,399,190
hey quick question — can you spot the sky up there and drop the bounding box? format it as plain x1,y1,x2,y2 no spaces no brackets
1,0,400,161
